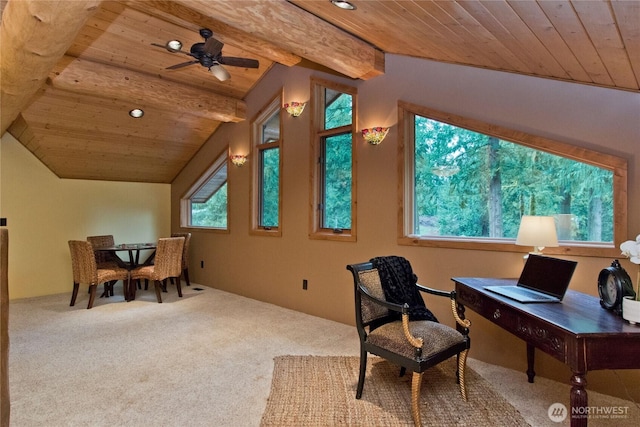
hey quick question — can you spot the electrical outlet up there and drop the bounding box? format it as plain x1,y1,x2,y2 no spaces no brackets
200,260,204,268
302,279,308,290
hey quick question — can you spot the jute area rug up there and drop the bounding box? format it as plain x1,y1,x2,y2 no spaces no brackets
261,355,530,426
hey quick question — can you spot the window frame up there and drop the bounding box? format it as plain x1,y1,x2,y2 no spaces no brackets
250,90,283,237
309,77,358,242
180,145,230,233
398,101,627,257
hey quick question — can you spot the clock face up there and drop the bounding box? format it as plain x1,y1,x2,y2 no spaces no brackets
604,275,617,304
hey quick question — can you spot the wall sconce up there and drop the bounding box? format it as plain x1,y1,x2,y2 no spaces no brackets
230,154,247,167
283,102,306,117
362,127,389,145
516,215,558,258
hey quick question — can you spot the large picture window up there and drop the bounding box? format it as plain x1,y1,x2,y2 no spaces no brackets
310,78,357,241
398,102,627,257
180,147,229,231
251,91,282,236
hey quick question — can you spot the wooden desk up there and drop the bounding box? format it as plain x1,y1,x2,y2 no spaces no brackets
452,277,640,427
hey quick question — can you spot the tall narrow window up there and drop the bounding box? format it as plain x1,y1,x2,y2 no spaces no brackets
398,102,627,257
180,147,229,231
251,92,282,236
310,78,357,241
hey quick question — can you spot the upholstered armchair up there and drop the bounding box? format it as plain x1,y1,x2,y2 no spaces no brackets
346,256,471,427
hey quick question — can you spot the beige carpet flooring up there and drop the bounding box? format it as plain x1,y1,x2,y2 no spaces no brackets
7,282,640,426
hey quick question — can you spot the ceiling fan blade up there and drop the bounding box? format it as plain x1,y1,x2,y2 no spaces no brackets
219,56,259,68
203,37,224,56
166,60,199,70
209,63,231,81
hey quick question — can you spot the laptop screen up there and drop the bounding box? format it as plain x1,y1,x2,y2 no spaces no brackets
518,254,577,298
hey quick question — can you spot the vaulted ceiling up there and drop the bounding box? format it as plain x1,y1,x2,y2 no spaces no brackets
1,0,638,183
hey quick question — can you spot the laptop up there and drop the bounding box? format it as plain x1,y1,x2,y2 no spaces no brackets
485,254,577,303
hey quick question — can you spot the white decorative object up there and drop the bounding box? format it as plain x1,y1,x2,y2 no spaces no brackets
620,234,640,324
622,297,640,324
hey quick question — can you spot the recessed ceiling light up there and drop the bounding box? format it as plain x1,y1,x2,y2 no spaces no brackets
129,108,144,118
331,1,356,10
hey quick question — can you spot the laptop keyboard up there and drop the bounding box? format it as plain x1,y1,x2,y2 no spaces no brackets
486,285,559,302
504,286,556,301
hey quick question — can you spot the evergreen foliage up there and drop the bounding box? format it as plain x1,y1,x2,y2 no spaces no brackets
413,116,613,242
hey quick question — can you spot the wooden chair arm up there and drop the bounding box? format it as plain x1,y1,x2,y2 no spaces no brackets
416,283,452,298
401,306,424,351
451,297,471,329
416,283,471,329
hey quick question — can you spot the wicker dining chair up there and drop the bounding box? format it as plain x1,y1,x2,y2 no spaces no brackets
86,235,122,268
69,240,131,309
87,235,124,296
129,237,185,303
171,232,192,286
143,232,192,292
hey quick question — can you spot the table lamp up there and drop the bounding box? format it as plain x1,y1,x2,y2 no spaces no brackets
516,215,558,258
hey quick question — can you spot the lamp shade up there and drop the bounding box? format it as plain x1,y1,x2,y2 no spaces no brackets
516,215,558,253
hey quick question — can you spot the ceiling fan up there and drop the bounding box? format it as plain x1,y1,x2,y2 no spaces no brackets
152,28,259,82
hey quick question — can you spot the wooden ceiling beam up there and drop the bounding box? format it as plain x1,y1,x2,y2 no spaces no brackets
0,0,102,136
124,0,301,67
49,56,246,123
175,0,385,80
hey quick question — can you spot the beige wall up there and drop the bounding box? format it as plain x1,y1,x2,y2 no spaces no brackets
172,55,640,400
0,134,171,299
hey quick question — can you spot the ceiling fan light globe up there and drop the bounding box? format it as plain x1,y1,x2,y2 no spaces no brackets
166,40,182,52
209,65,230,81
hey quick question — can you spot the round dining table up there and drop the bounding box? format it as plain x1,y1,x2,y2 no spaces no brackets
94,242,157,268
93,242,157,300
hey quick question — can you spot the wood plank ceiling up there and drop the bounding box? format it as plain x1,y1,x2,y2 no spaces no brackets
1,0,638,183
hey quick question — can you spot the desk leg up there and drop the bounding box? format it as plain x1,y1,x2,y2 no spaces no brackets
526,343,536,383
570,372,588,427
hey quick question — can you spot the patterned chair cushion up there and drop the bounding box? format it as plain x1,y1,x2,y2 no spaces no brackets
366,320,465,360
